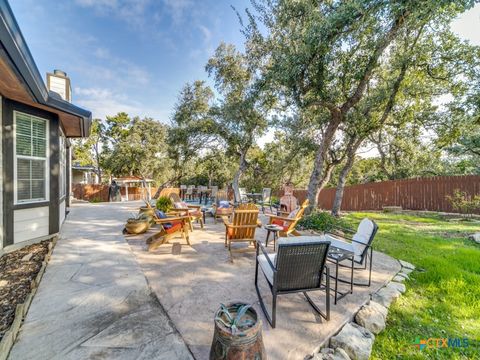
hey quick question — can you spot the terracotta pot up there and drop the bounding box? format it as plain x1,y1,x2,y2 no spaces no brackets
125,219,150,234
210,303,266,360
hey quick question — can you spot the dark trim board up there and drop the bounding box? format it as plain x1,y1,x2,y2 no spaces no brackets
2,98,60,247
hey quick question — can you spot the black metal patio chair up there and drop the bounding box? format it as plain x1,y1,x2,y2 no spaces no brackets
325,218,378,287
255,237,331,328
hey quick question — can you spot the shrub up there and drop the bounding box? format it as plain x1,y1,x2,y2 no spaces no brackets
446,189,480,217
156,196,173,212
298,210,350,232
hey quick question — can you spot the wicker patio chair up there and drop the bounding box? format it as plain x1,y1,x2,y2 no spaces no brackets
325,218,378,287
147,212,191,251
265,199,309,238
255,237,331,328
212,190,234,221
223,203,259,261
168,193,204,230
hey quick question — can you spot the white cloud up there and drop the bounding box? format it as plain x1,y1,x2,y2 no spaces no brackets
75,0,151,27
162,0,193,24
74,87,142,119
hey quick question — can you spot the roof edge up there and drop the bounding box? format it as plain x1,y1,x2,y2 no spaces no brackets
0,0,91,136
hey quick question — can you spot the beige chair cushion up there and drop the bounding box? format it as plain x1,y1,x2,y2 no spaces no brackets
257,253,277,284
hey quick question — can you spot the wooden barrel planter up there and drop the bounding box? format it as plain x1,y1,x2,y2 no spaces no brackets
125,218,150,234
210,303,266,360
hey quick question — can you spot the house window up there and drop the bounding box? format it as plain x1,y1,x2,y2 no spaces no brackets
59,134,66,198
14,111,49,203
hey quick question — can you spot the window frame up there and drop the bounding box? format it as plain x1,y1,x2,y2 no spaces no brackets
13,110,50,205
59,130,66,199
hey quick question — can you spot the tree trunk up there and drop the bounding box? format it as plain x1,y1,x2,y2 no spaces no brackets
306,113,342,213
93,142,102,183
232,151,248,203
331,138,363,216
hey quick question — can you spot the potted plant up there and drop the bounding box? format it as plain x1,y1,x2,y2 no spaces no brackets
156,196,173,213
125,213,151,234
210,303,265,360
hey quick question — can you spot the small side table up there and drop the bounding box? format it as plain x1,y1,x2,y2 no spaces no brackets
327,246,355,305
201,207,213,224
264,224,283,248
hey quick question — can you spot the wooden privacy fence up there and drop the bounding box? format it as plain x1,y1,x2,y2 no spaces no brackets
282,175,480,214
72,185,181,202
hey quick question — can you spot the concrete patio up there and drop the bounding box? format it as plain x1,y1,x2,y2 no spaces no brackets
126,202,401,360
8,202,193,360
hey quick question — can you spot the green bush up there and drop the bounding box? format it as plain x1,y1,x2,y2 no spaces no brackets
156,196,173,212
298,210,350,232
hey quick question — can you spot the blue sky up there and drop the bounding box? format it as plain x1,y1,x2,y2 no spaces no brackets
9,1,480,123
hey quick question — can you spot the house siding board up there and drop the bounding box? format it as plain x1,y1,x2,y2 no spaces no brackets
14,206,49,243
0,96,3,249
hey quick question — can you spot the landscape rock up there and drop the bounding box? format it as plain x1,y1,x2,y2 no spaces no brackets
371,286,401,308
393,275,406,282
399,260,415,270
21,253,33,262
330,322,374,360
355,301,388,334
469,233,480,244
387,281,406,294
400,267,413,275
314,348,351,360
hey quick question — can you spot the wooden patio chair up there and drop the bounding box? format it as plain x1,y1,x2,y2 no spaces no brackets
266,199,309,238
168,193,204,230
212,190,234,221
223,203,259,261
147,212,191,251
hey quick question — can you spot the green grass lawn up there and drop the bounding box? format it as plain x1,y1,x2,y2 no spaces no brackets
343,212,480,359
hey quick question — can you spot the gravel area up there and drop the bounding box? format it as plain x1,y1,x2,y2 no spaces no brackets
0,240,51,341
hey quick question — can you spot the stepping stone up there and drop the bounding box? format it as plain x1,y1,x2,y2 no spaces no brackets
387,281,406,294
399,260,415,270
330,322,374,360
371,286,401,308
355,301,388,334
469,233,480,244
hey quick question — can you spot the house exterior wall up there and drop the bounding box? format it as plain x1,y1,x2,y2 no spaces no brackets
0,96,3,249
2,98,63,248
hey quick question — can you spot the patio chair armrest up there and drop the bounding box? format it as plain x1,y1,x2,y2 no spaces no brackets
350,238,372,247
277,210,289,216
155,216,189,223
266,214,294,223
332,225,356,235
187,205,202,209
256,241,276,270
169,208,190,212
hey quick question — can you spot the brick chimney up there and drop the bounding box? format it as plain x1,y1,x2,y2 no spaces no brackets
46,69,72,102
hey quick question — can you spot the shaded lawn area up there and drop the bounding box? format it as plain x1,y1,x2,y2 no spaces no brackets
343,212,480,359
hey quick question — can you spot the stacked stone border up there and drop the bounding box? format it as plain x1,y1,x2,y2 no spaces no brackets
0,236,58,360
310,259,415,360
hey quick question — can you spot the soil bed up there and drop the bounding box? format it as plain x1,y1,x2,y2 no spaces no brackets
0,240,51,341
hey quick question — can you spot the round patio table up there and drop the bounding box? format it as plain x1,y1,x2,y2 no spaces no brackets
264,224,283,248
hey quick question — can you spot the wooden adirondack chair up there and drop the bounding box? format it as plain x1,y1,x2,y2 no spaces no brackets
223,203,259,261
168,193,204,230
147,212,191,251
212,190,234,221
266,199,309,237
